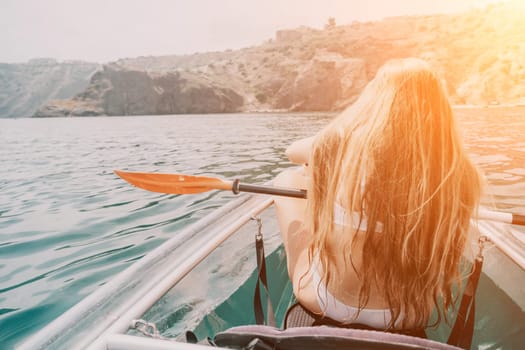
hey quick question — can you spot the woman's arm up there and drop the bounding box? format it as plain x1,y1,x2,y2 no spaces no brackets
285,136,315,165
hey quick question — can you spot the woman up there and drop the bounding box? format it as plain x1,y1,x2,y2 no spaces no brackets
273,58,482,333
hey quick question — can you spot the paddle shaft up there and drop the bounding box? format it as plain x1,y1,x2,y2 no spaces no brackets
232,180,307,199
478,208,525,226
232,181,525,226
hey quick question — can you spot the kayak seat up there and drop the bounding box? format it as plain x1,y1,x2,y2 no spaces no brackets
283,302,316,328
283,302,427,338
214,325,461,350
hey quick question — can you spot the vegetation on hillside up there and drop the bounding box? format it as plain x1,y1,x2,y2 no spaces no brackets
28,1,525,117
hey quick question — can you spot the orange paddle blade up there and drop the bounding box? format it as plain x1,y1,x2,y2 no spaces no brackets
114,170,232,194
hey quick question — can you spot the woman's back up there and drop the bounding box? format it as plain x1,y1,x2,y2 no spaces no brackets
275,57,482,332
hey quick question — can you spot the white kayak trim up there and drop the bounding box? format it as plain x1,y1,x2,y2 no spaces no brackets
478,219,525,271
19,194,274,350
106,334,228,350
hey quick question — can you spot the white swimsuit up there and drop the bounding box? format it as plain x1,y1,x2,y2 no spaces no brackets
333,202,383,232
310,259,393,328
309,202,394,328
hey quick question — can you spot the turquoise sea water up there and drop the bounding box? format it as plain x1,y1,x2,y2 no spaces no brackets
0,109,524,348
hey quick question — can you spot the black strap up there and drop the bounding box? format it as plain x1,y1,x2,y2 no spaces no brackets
253,221,276,327
447,257,483,349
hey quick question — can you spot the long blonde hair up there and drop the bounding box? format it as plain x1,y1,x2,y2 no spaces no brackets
306,58,482,329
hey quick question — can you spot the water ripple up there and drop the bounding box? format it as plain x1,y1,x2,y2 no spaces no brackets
0,110,523,347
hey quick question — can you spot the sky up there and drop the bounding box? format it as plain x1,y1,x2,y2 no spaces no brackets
1,0,506,63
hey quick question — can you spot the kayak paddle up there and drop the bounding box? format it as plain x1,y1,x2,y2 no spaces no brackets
114,170,524,226
114,170,307,198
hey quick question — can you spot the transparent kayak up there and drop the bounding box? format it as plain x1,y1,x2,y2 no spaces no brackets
19,194,525,349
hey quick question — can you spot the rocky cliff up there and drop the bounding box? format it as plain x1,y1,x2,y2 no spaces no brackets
32,1,525,117
0,58,99,118
34,65,244,117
